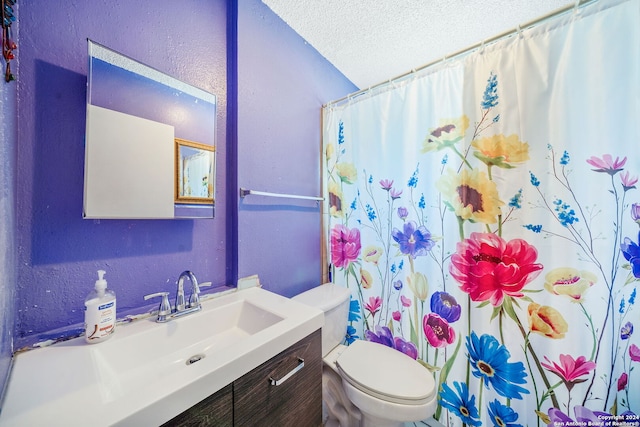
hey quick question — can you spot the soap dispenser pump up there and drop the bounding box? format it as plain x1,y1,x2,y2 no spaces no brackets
84,269,116,343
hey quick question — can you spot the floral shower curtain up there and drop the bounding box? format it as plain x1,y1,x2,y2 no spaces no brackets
323,0,640,425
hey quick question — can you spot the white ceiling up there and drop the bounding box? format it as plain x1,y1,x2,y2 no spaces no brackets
262,0,575,89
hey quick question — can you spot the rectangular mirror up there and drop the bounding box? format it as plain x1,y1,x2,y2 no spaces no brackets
84,40,217,219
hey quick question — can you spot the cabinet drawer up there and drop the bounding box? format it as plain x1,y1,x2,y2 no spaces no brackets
234,329,322,427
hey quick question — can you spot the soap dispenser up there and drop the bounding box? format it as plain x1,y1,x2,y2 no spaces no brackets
84,269,116,343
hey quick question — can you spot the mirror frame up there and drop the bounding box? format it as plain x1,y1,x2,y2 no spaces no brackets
175,138,216,205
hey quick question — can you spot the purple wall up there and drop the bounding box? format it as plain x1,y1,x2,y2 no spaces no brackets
0,35,18,401
237,1,357,297
15,0,228,349
7,0,355,391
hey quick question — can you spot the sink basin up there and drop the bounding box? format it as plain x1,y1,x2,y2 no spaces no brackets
95,299,285,393
0,286,324,426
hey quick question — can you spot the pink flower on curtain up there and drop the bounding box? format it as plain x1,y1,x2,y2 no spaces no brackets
390,188,403,199
392,311,401,321
618,372,628,391
630,344,640,362
400,295,411,307
586,154,626,175
423,313,456,348
449,232,543,306
541,354,596,391
379,179,393,190
364,296,382,316
330,225,361,268
620,171,638,190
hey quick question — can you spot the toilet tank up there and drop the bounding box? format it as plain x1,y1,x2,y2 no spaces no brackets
292,283,351,356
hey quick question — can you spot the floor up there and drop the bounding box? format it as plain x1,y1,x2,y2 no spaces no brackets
406,419,446,427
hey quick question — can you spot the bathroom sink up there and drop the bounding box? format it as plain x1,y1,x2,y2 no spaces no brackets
0,286,324,426
101,299,285,380
92,298,285,394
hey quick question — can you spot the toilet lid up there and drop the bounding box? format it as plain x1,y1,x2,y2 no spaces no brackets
335,340,436,405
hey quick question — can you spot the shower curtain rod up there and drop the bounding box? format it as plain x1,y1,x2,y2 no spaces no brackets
324,0,597,109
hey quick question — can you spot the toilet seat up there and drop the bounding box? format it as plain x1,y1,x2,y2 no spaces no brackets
335,340,436,405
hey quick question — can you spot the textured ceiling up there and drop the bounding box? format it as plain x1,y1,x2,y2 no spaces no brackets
262,0,575,89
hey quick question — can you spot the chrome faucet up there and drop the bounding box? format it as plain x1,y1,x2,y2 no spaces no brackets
144,271,211,323
177,270,200,310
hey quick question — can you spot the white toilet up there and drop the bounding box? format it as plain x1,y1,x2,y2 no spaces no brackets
293,283,437,427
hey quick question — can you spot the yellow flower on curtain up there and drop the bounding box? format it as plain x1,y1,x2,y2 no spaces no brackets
472,134,530,168
436,168,504,224
328,182,343,218
407,272,429,301
528,302,568,339
361,268,373,289
544,267,597,303
363,245,383,265
336,162,357,184
325,143,334,161
421,115,470,153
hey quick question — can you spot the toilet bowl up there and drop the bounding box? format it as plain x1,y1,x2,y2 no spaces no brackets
292,283,437,427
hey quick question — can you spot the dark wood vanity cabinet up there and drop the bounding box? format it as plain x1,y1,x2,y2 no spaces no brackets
163,329,322,427
234,329,322,426
162,383,233,427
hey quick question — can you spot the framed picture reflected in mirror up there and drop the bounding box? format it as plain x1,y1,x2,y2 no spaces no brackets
175,138,215,204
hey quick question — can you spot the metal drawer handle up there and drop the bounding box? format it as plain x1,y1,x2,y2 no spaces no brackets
269,357,305,386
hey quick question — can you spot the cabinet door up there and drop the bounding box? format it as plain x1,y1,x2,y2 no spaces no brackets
234,329,322,427
161,383,233,427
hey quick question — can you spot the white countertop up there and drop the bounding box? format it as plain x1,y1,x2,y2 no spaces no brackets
0,287,323,427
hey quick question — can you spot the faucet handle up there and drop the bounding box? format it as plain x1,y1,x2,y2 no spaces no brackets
195,281,212,294
144,292,172,317
189,281,212,308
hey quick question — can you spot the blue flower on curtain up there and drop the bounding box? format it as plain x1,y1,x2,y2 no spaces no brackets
348,298,361,322
430,291,461,323
345,325,359,345
621,321,633,340
621,232,640,278
438,382,482,426
481,72,499,109
391,221,435,258
466,332,529,400
487,399,523,427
